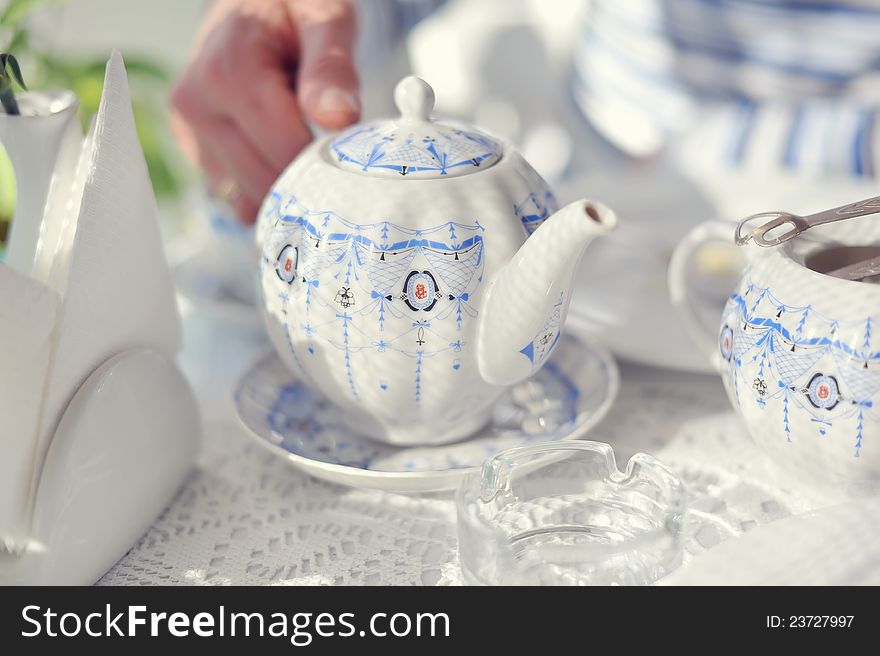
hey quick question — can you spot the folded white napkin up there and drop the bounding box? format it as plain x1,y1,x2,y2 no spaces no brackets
662,500,880,585
0,51,180,551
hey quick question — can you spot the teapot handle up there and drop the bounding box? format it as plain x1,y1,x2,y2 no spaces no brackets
667,219,745,372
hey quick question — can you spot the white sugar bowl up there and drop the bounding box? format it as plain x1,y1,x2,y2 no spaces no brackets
673,215,880,496
256,77,617,446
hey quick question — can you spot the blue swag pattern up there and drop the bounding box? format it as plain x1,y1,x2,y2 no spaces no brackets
330,125,499,176
262,193,486,402
721,280,880,456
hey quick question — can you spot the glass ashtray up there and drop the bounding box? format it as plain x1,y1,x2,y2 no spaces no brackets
456,441,686,585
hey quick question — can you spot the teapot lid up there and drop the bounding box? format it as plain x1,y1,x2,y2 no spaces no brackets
327,76,502,179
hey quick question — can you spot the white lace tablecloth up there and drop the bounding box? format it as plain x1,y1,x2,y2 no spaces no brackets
98,308,819,586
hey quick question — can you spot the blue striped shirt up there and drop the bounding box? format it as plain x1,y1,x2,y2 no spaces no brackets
573,0,880,177
363,0,880,178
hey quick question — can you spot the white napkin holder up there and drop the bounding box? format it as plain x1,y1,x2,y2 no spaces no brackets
0,52,200,584
0,349,199,584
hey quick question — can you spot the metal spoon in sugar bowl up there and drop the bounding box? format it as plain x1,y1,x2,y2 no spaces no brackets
735,194,880,281
735,194,880,248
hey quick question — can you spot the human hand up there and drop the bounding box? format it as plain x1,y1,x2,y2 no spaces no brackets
171,0,359,222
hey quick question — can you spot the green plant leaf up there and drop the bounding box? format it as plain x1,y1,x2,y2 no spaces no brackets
0,54,24,114
78,55,169,83
0,53,27,89
36,53,79,81
132,104,182,199
118,56,171,83
0,0,65,28
0,140,16,226
4,29,30,55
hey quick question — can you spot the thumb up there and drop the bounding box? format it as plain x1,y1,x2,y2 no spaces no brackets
290,0,360,130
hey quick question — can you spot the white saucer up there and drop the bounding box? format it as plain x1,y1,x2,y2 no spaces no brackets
234,334,619,492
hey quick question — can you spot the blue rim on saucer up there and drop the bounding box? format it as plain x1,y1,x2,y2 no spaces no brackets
234,334,619,492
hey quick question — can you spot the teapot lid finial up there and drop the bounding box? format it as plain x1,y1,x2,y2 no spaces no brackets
394,76,435,122
327,75,502,179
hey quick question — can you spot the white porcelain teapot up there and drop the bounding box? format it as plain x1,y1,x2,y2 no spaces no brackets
256,77,617,446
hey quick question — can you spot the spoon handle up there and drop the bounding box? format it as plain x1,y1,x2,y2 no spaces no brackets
736,194,880,247
801,194,880,228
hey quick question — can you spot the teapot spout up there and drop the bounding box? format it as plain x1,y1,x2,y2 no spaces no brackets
477,199,617,386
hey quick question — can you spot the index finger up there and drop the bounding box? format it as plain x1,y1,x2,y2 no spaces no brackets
227,65,314,170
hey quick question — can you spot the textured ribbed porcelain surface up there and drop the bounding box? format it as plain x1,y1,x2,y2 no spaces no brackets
256,77,616,446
